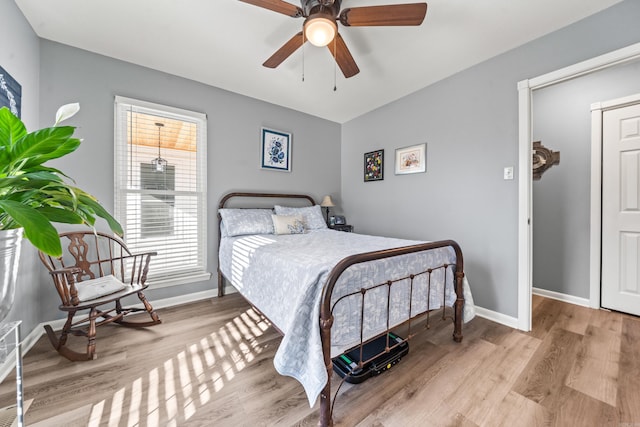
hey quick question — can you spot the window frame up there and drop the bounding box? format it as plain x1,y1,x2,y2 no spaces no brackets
114,96,210,288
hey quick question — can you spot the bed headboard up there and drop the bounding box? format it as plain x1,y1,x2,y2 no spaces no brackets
216,191,317,297
218,192,316,210
217,192,316,240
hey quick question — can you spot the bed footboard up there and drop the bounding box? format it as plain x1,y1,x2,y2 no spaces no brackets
318,240,465,427
216,192,465,427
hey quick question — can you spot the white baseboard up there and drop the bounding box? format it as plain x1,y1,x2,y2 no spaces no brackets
473,305,520,329
141,288,217,311
532,287,590,307
472,289,591,333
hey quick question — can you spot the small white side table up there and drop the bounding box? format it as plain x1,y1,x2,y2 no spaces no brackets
0,321,24,427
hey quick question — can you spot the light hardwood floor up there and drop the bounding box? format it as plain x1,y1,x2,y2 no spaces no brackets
0,294,638,426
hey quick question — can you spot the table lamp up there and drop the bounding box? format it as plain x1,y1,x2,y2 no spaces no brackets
320,195,335,225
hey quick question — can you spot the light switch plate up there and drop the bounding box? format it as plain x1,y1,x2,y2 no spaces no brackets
504,166,514,180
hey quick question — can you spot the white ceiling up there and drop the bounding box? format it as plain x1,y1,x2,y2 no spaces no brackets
16,0,622,123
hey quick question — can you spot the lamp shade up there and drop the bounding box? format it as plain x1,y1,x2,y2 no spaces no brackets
320,195,335,207
304,15,337,47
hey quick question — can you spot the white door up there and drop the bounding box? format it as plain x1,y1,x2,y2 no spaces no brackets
602,102,640,315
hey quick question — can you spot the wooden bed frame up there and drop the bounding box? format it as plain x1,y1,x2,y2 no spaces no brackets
217,192,465,426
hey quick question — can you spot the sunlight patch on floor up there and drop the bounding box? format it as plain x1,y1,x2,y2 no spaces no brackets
82,306,270,425
88,400,104,427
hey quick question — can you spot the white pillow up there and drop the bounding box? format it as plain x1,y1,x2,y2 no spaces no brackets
272,215,306,235
75,275,128,302
273,205,327,230
219,208,274,236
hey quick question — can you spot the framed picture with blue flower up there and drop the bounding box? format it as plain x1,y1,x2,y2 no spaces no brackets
261,127,292,172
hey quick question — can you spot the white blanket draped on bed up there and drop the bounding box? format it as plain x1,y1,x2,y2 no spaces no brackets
219,229,475,406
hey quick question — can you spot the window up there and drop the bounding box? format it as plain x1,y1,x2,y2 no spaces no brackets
114,96,209,287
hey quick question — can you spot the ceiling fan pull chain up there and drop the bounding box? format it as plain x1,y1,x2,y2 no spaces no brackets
302,31,306,82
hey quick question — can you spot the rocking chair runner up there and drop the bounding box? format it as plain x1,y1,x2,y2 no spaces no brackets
38,231,161,361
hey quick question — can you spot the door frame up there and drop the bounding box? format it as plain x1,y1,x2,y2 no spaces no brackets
591,93,640,311
516,41,640,331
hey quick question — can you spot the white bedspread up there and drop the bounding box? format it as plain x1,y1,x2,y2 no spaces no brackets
219,229,475,406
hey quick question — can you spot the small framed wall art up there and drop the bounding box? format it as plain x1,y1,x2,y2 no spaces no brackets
395,143,426,175
0,65,22,118
261,127,292,172
364,149,384,182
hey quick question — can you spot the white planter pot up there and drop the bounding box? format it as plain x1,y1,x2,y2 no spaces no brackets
0,228,23,323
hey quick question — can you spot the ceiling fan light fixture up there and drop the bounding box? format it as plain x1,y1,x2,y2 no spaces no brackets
304,14,337,47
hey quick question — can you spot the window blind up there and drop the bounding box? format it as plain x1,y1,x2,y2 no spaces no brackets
114,96,208,285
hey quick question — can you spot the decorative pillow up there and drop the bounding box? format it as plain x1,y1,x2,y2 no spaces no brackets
75,275,128,302
219,208,274,236
272,215,306,235
273,205,327,230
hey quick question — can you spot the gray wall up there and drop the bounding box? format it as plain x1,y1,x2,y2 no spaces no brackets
4,0,640,338
341,0,640,317
3,10,341,335
38,39,341,310
532,60,640,298
0,0,42,333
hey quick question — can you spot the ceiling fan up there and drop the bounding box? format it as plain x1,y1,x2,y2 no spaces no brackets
239,0,428,78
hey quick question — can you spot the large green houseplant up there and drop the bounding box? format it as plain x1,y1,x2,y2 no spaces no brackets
0,103,122,256
0,103,122,322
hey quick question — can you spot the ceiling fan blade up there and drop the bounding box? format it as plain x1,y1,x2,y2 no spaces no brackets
263,32,305,68
238,0,303,17
340,3,428,26
328,33,360,78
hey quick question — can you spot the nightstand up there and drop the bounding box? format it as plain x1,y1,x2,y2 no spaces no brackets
329,224,353,232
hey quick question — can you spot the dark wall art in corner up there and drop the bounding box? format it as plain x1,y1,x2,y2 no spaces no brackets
0,65,22,118
364,149,384,182
261,127,292,172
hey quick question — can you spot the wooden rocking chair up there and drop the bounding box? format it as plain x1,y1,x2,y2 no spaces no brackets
38,231,161,361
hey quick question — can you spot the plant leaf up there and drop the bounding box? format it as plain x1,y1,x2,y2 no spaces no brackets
78,193,123,236
0,200,62,256
36,206,85,225
11,126,80,170
0,172,64,190
0,107,27,172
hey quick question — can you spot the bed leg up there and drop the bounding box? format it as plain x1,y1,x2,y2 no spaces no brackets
319,316,334,426
217,269,224,297
453,271,464,342
319,384,333,427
